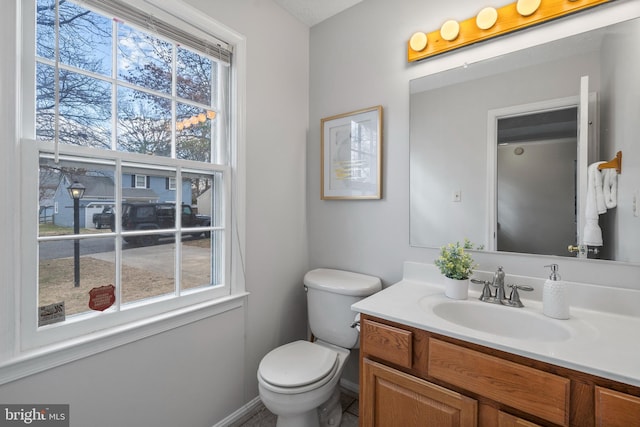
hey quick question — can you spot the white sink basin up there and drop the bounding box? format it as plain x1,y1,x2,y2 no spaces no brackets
423,299,572,342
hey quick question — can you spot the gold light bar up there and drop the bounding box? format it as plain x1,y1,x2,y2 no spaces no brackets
407,0,611,63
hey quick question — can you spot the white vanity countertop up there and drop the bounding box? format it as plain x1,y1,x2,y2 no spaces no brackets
351,262,640,387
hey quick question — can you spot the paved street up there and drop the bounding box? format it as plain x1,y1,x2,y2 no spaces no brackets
39,237,117,260
39,235,206,260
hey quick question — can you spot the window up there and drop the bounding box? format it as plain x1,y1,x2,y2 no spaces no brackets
17,0,243,352
167,177,177,190
134,174,148,189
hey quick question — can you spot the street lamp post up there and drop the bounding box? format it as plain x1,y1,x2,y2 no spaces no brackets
67,181,85,288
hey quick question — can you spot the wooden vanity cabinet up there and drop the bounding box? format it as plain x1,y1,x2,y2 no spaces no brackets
362,358,477,427
594,386,640,427
359,314,640,427
497,411,543,427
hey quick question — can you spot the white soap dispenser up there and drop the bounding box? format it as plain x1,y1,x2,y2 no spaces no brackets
542,264,569,320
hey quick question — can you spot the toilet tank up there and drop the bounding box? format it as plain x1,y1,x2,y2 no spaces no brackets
304,268,381,349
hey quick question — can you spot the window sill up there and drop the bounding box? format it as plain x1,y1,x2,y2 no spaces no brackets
0,292,248,386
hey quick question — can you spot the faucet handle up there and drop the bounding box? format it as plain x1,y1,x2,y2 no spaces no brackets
472,279,504,303
471,279,494,301
508,284,533,292
504,284,533,308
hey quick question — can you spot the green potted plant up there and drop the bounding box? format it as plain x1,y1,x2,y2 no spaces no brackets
435,239,478,299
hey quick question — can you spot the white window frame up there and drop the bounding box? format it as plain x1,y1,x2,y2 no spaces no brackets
24,142,235,346
0,0,246,385
168,177,177,190
134,174,148,189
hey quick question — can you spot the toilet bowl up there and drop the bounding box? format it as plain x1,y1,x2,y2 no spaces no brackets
256,268,381,427
257,340,349,427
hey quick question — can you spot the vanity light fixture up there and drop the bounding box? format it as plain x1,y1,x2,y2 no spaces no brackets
516,0,542,17
407,0,611,62
476,7,498,30
440,20,460,41
409,31,428,52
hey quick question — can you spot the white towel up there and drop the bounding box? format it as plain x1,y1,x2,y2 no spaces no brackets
583,162,605,246
594,165,607,214
603,168,617,209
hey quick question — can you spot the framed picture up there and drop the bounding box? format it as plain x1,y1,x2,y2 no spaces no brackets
321,105,383,200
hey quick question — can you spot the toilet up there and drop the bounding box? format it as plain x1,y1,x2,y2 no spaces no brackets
257,268,381,427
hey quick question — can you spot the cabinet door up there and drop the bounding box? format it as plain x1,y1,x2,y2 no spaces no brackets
361,358,477,427
595,386,640,427
498,411,543,427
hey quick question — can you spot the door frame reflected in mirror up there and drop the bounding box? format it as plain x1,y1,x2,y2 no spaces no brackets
487,98,580,257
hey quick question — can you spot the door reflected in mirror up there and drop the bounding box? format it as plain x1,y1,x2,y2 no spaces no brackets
496,106,577,257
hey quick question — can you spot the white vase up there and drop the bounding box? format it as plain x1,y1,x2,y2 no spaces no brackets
443,277,469,300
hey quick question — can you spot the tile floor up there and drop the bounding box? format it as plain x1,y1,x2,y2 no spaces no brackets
233,388,359,426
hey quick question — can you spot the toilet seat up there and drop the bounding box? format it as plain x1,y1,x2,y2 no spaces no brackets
258,341,339,394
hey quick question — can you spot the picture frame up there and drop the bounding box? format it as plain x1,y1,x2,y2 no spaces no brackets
321,105,383,200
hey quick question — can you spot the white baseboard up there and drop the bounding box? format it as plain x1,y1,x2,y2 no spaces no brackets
213,381,359,426
212,396,263,427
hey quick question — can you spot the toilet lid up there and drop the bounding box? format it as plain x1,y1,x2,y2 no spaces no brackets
259,341,338,388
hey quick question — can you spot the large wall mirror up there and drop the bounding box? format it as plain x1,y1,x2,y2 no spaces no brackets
410,16,640,264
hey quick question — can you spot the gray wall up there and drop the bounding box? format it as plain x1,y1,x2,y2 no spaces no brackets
187,0,312,401
0,0,310,425
309,0,640,384
3,309,246,426
309,0,640,289
2,0,640,425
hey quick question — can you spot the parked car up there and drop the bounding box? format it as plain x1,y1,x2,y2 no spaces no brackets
114,203,211,245
93,206,115,229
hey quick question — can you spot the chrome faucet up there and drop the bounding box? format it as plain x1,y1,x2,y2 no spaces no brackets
472,266,533,307
492,266,506,301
